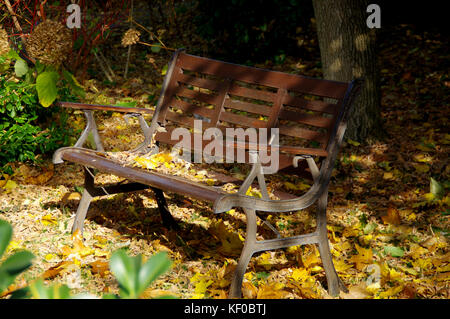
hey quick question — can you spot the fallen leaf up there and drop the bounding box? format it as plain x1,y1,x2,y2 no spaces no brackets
381,207,401,225
89,260,110,277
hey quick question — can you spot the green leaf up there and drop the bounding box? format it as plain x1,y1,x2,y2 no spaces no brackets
363,222,377,235
430,177,444,200
0,250,35,275
115,101,137,108
137,252,172,296
36,71,58,107
14,59,28,77
0,219,13,258
109,249,140,298
161,64,168,76
0,251,34,292
151,44,162,53
35,60,45,74
62,69,85,98
28,279,72,299
384,246,404,257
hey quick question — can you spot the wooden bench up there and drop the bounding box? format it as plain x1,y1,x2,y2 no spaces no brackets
53,50,362,298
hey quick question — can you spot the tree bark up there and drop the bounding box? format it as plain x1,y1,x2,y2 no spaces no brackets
312,0,381,141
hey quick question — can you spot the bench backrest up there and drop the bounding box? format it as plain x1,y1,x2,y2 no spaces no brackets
151,50,360,167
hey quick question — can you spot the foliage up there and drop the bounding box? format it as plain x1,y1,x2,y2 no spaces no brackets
0,220,35,293
0,49,84,173
106,250,174,299
194,0,314,63
0,219,173,299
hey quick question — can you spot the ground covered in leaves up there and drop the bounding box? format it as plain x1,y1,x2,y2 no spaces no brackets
0,24,449,299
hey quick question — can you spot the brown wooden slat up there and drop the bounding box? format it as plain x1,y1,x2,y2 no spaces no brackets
279,126,328,144
278,109,334,129
60,149,224,203
223,98,272,116
173,86,219,105
283,95,337,114
176,73,223,91
57,102,154,115
219,111,267,128
224,141,329,157
169,99,215,118
177,53,349,99
228,83,277,102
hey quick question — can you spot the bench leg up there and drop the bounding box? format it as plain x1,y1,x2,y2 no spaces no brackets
71,188,93,234
316,191,348,296
150,187,180,230
229,208,257,298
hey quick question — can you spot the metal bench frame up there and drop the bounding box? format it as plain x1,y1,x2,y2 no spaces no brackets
53,49,362,298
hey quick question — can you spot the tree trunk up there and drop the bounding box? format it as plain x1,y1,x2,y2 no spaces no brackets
312,0,381,141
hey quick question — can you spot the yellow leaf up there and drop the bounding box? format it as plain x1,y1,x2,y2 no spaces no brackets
423,192,435,201
334,259,353,273
6,240,22,253
45,254,56,262
3,179,17,191
413,154,432,163
378,285,404,299
347,139,360,146
242,281,258,299
134,156,157,169
209,220,243,254
41,214,58,226
301,246,321,269
291,268,310,282
383,172,394,180
245,186,262,198
349,244,373,271
256,282,288,299
413,163,430,173
194,278,213,295
25,169,54,185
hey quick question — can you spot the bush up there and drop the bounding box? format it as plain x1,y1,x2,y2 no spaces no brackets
0,49,83,174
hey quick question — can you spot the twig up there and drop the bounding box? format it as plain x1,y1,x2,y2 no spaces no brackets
94,51,114,82
124,0,133,79
137,41,175,52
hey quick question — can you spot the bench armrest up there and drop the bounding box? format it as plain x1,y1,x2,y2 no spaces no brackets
57,101,157,154
214,181,327,214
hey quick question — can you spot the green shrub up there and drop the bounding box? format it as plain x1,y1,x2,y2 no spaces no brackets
0,49,84,173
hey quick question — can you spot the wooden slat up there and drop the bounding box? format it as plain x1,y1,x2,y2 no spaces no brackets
169,99,215,118
279,126,328,144
177,52,350,99
283,95,337,114
228,83,277,102
278,109,334,129
223,98,272,116
60,149,224,203
164,111,196,127
173,86,219,105
176,73,223,92
219,111,267,128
